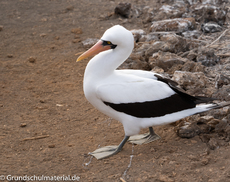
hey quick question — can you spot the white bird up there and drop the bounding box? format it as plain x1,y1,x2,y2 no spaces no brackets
77,25,230,159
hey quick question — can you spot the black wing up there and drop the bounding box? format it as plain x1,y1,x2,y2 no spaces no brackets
103,74,214,118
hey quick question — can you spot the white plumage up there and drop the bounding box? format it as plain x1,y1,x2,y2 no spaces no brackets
77,25,230,159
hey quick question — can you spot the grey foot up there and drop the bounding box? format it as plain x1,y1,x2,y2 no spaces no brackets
89,145,120,160
128,127,161,145
128,130,160,145
89,136,130,160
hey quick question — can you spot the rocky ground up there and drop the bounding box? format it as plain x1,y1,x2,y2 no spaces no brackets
1,0,230,181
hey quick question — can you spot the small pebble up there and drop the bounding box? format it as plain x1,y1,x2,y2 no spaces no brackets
191,140,197,144
54,36,60,40
48,144,55,148
72,39,81,43
40,100,45,103
41,18,47,22
7,54,13,58
71,28,82,34
20,123,27,127
201,158,209,165
28,57,36,63
0,25,3,31
65,5,74,12
40,33,47,37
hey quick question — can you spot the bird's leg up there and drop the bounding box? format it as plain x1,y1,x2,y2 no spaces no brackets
89,136,130,160
128,127,160,145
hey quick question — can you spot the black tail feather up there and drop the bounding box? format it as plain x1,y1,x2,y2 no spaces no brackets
207,101,230,110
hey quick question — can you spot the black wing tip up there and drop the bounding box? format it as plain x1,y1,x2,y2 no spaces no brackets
154,74,217,105
194,96,216,104
154,74,178,87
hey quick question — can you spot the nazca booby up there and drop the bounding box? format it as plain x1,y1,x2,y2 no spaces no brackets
77,25,230,159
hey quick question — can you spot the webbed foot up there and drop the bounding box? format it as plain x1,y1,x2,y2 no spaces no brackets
128,127,160,145
89,136,130,159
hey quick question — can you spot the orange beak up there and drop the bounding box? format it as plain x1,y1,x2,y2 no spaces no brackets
76,40,111,62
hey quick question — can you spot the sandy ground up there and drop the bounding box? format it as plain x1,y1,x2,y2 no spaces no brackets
1,0,230,182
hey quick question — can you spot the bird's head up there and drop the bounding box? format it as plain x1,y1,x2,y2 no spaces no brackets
76,25,134,62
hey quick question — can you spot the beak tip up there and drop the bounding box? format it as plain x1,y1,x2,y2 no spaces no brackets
75,40,105,62
76,56,82,62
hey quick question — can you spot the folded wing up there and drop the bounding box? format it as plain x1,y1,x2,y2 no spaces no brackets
96,75,202,118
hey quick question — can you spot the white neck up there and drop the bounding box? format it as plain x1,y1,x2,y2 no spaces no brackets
84,44,133,81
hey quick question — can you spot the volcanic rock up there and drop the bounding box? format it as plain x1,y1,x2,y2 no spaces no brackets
150,18,196,32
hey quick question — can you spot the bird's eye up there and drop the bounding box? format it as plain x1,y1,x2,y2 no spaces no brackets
101,40,117,49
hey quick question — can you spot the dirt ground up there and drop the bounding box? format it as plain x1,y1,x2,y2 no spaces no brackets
1,0,230,182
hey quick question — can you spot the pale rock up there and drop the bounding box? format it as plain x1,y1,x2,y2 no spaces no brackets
172,71,209,94
181,61,205,72
191,4,227,25
145,41,165,57
159,4,187,18
148,51,187,71
150,18,196,32
114,2,131,18
135,42,151,56
182,30,202,39
119,53,149,70
196,49,219,66
82,38,99,48
212,85,230,101
201,22,222,33
215,74,230,89
131,29,146,42
145,34,189,59
151,66,164,74
160,34,189,53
